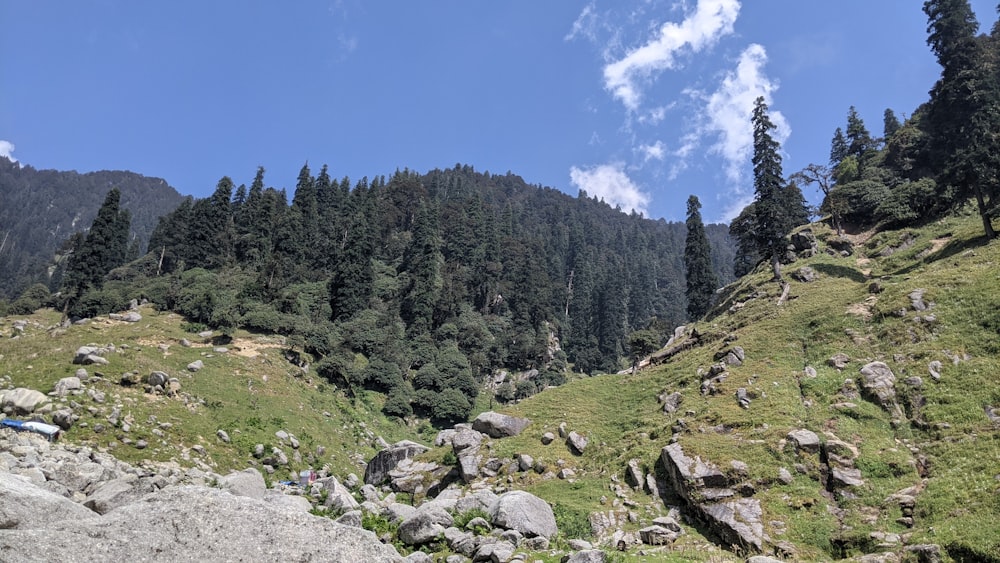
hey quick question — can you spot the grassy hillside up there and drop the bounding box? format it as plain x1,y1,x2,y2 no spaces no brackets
2,211,998,561
484,213,1000,561
0,308,428,479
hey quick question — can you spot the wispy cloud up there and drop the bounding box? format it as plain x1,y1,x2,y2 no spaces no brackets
565,2,599,42
638,141,666,162
0,140,16,162
569,163,650,215
602,0,741,111
682,43,788,186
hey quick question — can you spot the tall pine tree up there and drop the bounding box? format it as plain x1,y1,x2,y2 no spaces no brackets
751,96,791,281
62,188,132,302
923,0,999,238
683,195,718,320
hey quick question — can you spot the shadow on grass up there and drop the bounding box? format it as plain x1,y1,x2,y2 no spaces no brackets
811,263,869,284
890,233,994,276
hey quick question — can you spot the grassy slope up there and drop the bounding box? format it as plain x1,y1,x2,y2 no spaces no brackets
0,309,429,479
488,214,1000,561
2,213,998,561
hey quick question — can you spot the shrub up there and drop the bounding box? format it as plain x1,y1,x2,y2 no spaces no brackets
9,283,51,314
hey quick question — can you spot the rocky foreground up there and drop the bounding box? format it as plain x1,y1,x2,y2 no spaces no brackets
0,428,402,562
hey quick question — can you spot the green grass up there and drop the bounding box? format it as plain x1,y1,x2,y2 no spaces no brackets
0,307,422,478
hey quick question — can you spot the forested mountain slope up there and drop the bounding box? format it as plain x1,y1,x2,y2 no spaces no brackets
130,164,734,422
0,157,185,298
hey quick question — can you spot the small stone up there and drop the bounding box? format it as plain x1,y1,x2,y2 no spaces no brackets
217,429,231,443
540,432,555,445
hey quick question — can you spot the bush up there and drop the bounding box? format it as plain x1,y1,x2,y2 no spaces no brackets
70,285,129,318
9,283,51,314
382,389,413,418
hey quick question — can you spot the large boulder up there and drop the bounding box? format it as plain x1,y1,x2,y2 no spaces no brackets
471,411,530,438
398,505,454,546
0,388,49,415
700,498,768,552
218,468,267,500
83,477,145,515
0,485,403,562
364,441,430,486
315,476,359,511
489,490,558,539
0,472,95,528
53,377,82,397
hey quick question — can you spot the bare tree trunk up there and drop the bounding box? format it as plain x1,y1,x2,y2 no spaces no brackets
776,281,791,306
156,246,166,277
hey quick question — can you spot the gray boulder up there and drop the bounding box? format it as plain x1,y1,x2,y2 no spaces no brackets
317,476,360,511
0,485,403,562
639,524,678,545
219,468,267,499
565,550,607,563
489,490,558,539
147,371,169,388
787,429,820,453
51,408,79,430
53,377,82,397
83,477,144,515
187,360,204,372
660,391,683,414
365,440,430,485
859,361,902,418
700,498,768,552
792,266,818,282
566,431,588,455
398,505,454,546
0,472,95,528
0,388,49,415
472,411,530,438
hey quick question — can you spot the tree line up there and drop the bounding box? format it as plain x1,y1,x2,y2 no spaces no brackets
10,163,733,424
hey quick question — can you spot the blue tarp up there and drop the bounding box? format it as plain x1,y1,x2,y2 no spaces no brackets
1,418,60,441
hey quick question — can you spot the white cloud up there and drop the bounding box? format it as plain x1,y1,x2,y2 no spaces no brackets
566,2,598,42
0,140,16,162
676,43,787,190
700,43,788,183
603,0,740,111
569,163,650,215
638,141,666,162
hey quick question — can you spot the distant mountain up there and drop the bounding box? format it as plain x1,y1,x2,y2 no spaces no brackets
0,157,186,299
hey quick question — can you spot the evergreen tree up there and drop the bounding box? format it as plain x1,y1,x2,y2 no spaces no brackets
62,188,132,301
883,108,902,140
401,202,444,334
830,127,849,167
923,0,999,238
751,96,790,281
683,195,718,320
845,106,875,160
729,202,760,278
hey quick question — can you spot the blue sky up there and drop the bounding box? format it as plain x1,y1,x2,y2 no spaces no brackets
2,1,997,223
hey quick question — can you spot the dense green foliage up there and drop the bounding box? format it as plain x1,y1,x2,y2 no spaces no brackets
61,188,133,313
0,158,185,299
800,0,1000,238
86,164,733,423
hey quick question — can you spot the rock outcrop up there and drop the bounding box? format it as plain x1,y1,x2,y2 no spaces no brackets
471,411,530,438
660,442,768,552
364,440,430,485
